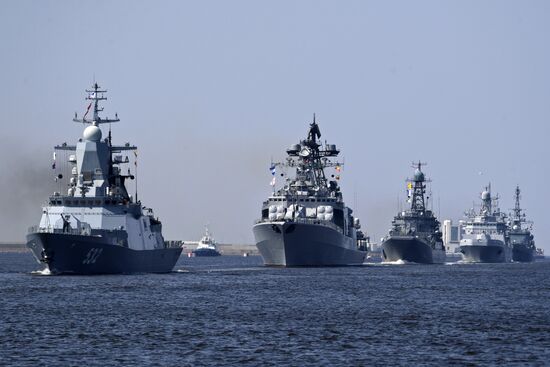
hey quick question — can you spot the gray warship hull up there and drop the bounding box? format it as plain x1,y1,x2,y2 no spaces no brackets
512,244,535,262
27,232,182,275
253,221,366,266
381,236,446,264
459,244,510,263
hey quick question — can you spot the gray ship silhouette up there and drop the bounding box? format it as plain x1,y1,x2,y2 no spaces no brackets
253,116,367,266
509,186,536,262
381,162,446,264
26,84,182,274
459,184,512,263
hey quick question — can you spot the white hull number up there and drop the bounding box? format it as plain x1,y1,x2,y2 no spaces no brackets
82,248,103,265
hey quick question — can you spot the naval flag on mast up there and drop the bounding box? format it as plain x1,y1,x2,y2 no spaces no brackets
269,164,276,186
83,102,92,119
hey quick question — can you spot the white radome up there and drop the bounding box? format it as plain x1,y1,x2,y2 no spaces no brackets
83,125,102,141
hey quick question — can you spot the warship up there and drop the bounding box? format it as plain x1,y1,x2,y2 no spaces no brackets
458,184,511,263
26,84,182,274
508,186,535,262
192,226,221,257
252,116,367,266
381,162,446,264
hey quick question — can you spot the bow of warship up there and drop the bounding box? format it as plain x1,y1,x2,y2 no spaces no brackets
458,184,512,263
252,116,367,266
26,83,182,274
508,186,536,262
381,162,446,264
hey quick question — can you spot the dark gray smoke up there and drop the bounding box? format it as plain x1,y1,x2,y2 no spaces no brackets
0,138,59,242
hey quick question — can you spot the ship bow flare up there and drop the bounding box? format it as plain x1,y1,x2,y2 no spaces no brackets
253,222,365,266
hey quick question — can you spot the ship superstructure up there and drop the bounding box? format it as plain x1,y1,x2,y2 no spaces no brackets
381,162,445,264
193,226,221,257
252,116,367,266
508,186,535,262
26,84,182,274
459,184,511,263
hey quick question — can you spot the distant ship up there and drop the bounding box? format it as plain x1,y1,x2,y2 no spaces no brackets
252,116,367,266
192,226,221,257
381,162,446,264
508,186,536,262
26,84,182,274
459,184,511,263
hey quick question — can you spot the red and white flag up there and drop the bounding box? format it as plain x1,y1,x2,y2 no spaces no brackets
83,102,92,118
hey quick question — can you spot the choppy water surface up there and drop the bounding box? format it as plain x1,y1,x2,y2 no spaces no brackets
1,252,549,366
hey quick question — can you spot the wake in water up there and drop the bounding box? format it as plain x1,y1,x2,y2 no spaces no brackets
176,267,267,273
31,268,51,276
364,259,416,266
382,259,414,265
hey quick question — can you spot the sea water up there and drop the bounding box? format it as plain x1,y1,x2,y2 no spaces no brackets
1,252,549,366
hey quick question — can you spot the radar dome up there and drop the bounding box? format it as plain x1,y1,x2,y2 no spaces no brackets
481,191,491,200
83,125,102,142
414,169,424,181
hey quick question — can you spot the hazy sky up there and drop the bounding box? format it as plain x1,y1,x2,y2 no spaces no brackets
1,1,549,249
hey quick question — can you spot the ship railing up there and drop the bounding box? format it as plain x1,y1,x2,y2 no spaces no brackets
27,226,120,237
27,226,134,247
28,226,82,235
255,217,343,233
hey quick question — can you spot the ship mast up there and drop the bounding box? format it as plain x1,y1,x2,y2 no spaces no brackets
480,183,493,216
73,83,120,125
513,185,522,221
70,83,137,202
408,161,428,214
276,115,342,197
305,114,326,189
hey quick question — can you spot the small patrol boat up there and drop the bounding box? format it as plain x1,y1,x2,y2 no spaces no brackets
192,226,221,257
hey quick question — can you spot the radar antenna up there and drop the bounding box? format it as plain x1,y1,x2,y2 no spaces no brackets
73,83,120,125
272,115,342,197
307,113,321,144
407,161,429,214
513,185,522,220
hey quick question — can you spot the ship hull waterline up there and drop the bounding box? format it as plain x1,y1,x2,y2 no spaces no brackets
512,244,535,263
192,248,221,257
27,232,182,275
381,237,446,264
253,221,366,267
459,244,511,263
